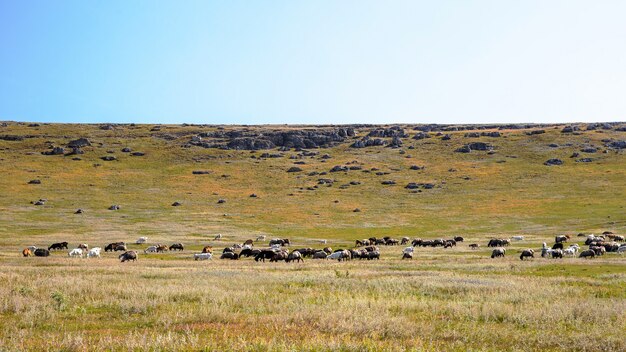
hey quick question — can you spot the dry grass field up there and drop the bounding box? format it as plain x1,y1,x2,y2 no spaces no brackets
0,122,625,351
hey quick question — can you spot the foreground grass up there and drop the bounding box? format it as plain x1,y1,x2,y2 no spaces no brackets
0,245,625,351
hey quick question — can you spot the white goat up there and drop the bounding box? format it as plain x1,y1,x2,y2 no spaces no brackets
68,248,83,258
194,253,213,261
87,247,101,258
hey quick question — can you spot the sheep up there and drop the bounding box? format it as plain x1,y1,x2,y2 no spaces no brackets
563,247,578,257
327,250,350,261
579,250,595,259
286,251,303,263
551,249,563,259
220,252,239,260
519,249,534,260
34,248,50,257
119,251,138,262
491,248,505,258
194,253,213,261
87,247,102,258
169,243,184,251
312,251,328,259
68,248,83,258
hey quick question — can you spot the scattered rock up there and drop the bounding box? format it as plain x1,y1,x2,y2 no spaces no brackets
525,130,546,135
570,152,580,158
580,147,597,153
66,147,83,156
413,132,430,140
192,170,211,174
28,179,41,184
122,147,132,153
101,156,117,161
349,181,361,185
381,180,396,185
33,200,46,206
330,165,348,172
350,137,386,148
287,167,303,173
576,158,594,163
99,124,114,130
544,159,563,166
130,152,145,156
172,202,182,206
548,143,559,148
75,209,84,214
409,165,425,170
249,194,258,198
217,199,226,204
605,140,626,149
42,147,64,155
455,145,471,153
109,205,120,210
353,208,361,212
561,125,578,133
67,138,91,148
441,134,452,141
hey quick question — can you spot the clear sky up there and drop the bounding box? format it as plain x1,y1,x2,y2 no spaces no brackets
1,0,625,124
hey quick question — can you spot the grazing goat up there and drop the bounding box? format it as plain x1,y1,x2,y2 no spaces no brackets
78,243,89,250
519,249,534,260
287,251,304,263
136,237,148,244
194,253,213,261
469,243,479,250
214,234,222,240
491,248,506,258
312,251,328,259
202,246,213,254
402,252,413,259
68,248,83,258
551,249,563,259
512,236,524,241
579,250,595,259
34,248,50,257
48,242,68,251
22,248,33,257
144,246,157,254
256,235,266,242
119,251,138,262
169,243,184,251
87,247,101,258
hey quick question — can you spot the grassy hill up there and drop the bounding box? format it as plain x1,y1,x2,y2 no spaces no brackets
0,121,625,351
1,122,624,245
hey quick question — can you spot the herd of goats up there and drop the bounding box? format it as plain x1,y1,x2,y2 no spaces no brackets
18,232,626,263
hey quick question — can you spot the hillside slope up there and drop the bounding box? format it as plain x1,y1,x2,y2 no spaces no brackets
1,122,624,246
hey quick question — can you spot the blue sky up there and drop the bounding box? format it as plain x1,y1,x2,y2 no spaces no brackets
1,0,625,124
